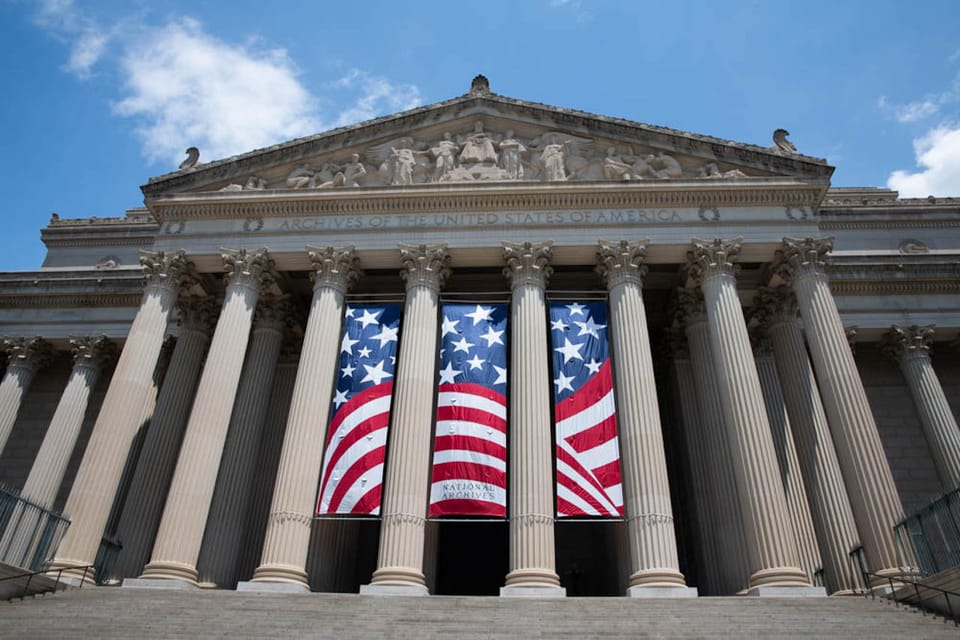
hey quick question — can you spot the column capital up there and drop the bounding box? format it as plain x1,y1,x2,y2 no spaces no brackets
502,241,553,290
845,326,859,357
140,249,191,294
69,336,116,371
178,295,218,335
881,324,935,364
774,237,834,283
399,244,451,292
3,337,52,372
254,295,298,334
748,326,774,358
306,245,362,294
596,240,648,290
220,247,274,294
683,237,742,286
671,287,706,329
754,286,800,328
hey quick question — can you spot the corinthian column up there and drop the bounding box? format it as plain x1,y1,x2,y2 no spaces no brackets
678,290,750,595
0,337,51,455
596,240,693,597
750,330,822,586
364,244,449,596
761,287,861,595
51,250,190,581
882,325,960,491
778,237,906,579
499,241,564,596
199,296,294,587
247,246,359,590
139,248,272,586
113,296,216,580
0,337,113,567
686,238,811,593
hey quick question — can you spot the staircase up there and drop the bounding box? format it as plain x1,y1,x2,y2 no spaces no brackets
3,588,959,638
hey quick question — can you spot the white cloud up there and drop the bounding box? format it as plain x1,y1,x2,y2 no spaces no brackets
328,69,422,128
33,0,110,78
887,124,960,197
878,95,940,124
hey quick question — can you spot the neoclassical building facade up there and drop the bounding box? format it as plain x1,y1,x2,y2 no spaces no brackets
1,76,958,598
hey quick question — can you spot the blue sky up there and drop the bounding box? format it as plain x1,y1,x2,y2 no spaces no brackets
1,0,959,270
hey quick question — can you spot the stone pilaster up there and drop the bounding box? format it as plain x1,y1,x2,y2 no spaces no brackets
777,237,906,578
882,325,960,491
596,241,691,596
0,337,51,455
140,248,272,585
686,238,810,592
499,241,564,596
678,290,750,595
365,243,449,595
750,329,822,587
51,250,190,581
761,287,861,595
113,296,216,580
250,246,359,589
199,295,294,587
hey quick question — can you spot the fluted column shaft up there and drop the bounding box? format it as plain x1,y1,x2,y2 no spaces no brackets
597,241,686,592
683,309,750,594
368,244,449,592
0,338,50,455
252,247,359,588
884,325,960,491
501,241,562,593
51,250,189,580
199,298,290,587
688,238,808,590
142,248,271,584
753,342,822,585
779,237,905,577
766,307,861,595
112,298,214,580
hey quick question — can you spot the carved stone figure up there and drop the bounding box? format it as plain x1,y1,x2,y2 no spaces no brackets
698,162,748,179
286,165,318,189
245,176,268,190
498,130,526,180
771,128,798,155
388,138,419,185
603,147,636,181
430,133,459,182
344,154,367,187
648,153,683,179
540,135,570,182
459,121,498,166
179,147,199,170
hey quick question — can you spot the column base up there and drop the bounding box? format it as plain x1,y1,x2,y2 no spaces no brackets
237,580,310,594
367,566,427,592
500,585,566,598
746,585,826,597
122,577,197,590
626,585,699,598
138,560,199,586
250,563,310,589
503,567,562,590
748,566,812,590
45,560,97,585
360,583,429,596
628,569,689,589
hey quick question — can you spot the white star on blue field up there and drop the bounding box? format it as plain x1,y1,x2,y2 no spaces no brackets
332,304,402,411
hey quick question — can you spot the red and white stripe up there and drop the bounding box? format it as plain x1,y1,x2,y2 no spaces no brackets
316,382,393,515
429,383,507,517
555,360,623,517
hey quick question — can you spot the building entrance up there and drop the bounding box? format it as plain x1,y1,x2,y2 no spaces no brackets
433,520,507,596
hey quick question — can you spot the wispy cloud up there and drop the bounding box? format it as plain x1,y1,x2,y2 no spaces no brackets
877,95,940,124
888,124,960,197
28,5,422,168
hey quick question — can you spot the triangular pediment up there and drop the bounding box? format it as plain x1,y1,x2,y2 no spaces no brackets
141,80,833,199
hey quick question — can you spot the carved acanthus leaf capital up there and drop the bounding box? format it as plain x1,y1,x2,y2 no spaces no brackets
777,237,834,283
140,249,190,293
220,247,274,293
596,240,648,290
306,245,361,294
502,241,553,290
748,326,774,358
69,336,116,370
751,286,799,332
399,244,451,292
2,337,52,372
254,295,298,333
670,287,706,329
178,295,218,335
881,324,935,364
683,237,742,286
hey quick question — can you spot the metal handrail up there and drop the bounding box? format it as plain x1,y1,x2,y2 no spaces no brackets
895,488,960,576
1,564,92,601
854,564,960,625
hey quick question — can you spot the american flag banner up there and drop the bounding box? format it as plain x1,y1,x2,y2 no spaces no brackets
550,301,624,518
429,302,509,517
316,303,401,515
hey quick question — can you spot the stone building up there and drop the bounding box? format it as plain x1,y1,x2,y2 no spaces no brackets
1,76,958,599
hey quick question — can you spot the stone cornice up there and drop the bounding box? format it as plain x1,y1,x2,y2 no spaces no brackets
827,256,960,296
145,179,829,224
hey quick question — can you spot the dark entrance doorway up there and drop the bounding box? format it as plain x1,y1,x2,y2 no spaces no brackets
307,518,380,593
433,520,507,595
556,520,625,596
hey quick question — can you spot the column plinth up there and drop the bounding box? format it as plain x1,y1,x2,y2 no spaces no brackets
50,250,190,581
778,237,907,579
141,248,271,585
882,325,960,492
687,238,810,591
597,241,691,596
251,246,359,589
499,241,564,596
365,244,449,596
0,338,52,455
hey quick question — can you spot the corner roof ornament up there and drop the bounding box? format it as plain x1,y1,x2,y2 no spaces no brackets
469,74,490,97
